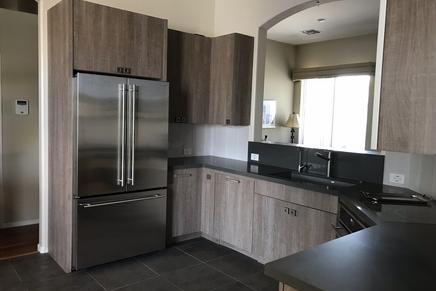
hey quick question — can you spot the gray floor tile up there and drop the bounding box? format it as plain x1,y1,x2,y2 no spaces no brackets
207,254,263,280
0,260,21,285
211,281,254,291
163,264,235,291
177,238,235,262
88,258,156,290
239,272,278,291
138,247,201,274
11,254,64,283
114,277,180,291
25,272,104,291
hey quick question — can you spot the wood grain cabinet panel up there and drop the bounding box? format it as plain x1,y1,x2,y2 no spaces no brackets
74,0,167,79
170,168,201,237
253,194,336,263
378,0,436,154
209,34,254,126
254,180,338,214
214,173,254,253
200,168,216,237
167,30,211,123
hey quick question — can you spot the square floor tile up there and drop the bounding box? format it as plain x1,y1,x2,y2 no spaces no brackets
240,272,278,291
211,281,254,291
177,238,235,262
88,258,156,290
163,263,235,291
207,254,263,280
11,254,64,283
114,277,180,291
25,272,104,291
138,247,201,274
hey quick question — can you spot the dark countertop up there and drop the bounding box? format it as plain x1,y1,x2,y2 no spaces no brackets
265,223,436,291
170,156,436,291
169,156,436,225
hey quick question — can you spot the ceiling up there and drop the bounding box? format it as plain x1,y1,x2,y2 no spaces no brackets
267,0,380,45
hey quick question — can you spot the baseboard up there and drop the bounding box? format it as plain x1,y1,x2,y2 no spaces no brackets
38,244,48,254
1,219,39,229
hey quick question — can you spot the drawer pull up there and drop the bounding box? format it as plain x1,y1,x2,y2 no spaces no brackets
174,173,193,178
225,177,240,184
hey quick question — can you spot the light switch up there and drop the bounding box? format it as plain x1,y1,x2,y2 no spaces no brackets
15,100,29,115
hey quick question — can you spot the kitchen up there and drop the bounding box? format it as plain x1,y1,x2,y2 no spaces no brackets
1,0,436,290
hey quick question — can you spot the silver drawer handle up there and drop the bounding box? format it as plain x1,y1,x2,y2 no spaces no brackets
79,195,165,208
174,173,193,178
225,177,241,184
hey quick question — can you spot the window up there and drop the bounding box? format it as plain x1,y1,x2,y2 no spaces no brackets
262,100,277,128
300,75,371,150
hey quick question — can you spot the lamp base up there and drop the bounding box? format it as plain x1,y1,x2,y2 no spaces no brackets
290,128,296,144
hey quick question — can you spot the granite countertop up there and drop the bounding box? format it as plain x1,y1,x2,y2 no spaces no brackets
170,156,436,291
169,156,436,225
265,223,436,291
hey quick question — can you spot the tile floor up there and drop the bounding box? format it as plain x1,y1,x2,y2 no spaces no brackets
0,238,278,291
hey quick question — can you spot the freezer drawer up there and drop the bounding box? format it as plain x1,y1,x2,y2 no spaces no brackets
74,190,166,270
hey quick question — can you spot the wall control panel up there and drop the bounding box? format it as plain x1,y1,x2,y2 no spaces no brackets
15,100,29,115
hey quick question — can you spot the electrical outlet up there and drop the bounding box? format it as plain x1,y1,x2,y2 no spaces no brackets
389,173,405,185
183,148,192,156
250,153,259,162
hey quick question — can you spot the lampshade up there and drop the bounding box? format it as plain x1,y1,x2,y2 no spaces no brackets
286,113,300,128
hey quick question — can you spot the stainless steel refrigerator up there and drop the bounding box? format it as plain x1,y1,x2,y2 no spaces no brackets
73,73,168,269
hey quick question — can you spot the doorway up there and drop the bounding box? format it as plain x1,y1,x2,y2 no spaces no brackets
0,1,39,259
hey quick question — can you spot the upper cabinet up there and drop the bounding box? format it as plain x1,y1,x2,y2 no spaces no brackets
73,0,167,80
167,31,254,126
378,0,436,154
167,30,211,123
210,34,254,126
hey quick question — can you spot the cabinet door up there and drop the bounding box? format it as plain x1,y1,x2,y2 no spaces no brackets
209,34,254,126
170,169,201,237
378,0,436,154
168,30,211,123
209,35,234,125
74,0,128,75
74,0,167,79
253,194,336,263
214,173,254,253
200,168,216,237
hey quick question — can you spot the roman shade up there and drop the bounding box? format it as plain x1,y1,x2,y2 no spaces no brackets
292,62,376,80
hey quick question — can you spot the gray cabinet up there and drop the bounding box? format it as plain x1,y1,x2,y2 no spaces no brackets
73,0,167,79
214,172,254,253
200,168,216,237
170,168,201,237
378,0,436,154
209,33,254,126
253,194,336,263
167,30,211,123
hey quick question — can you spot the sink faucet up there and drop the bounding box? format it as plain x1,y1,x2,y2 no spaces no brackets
315,151,332,178
298,149,311,173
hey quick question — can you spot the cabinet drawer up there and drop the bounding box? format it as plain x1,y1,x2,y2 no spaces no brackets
254,179,338,214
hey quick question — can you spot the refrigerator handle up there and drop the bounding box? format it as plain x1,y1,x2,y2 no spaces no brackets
117,84,126,187
127,84,136,186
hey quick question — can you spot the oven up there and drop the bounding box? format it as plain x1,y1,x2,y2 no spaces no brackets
332,202,367,238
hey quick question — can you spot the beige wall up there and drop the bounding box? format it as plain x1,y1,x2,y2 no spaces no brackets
296,33,378,68
0,9,39,227
262,40,295,143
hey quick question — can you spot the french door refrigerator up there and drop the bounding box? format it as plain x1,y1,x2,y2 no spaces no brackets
73,73,169,269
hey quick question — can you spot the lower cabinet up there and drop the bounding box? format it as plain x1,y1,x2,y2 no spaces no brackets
170,168,201,237
214,172,254,253
200,168,216,237
253,194,336,263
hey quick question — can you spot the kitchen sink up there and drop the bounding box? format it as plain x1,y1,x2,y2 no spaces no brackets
291,173,357,188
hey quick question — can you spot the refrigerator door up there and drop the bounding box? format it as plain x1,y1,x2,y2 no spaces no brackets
126,79,169,192
77,73,128,197
74,190,167,269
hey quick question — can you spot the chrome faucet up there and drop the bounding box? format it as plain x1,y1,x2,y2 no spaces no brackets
315,151,332,178
298,149,311,173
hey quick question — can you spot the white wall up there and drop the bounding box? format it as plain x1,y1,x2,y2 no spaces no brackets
295,33,378,68
0,9,39,228
262,40,296,143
